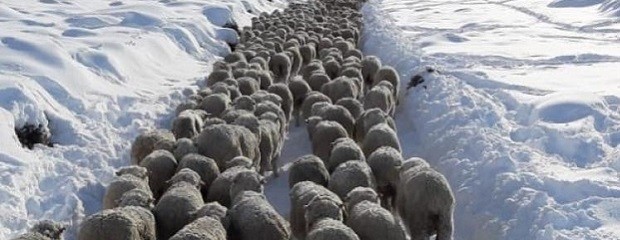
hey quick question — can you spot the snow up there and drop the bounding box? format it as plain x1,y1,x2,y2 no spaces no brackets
361,0,620,239
2,0,619,239
0,0,284,238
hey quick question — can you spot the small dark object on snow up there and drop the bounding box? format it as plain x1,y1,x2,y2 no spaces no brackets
16,123,52,149
408,75,424,89
223,21,240,34
227,42,237,52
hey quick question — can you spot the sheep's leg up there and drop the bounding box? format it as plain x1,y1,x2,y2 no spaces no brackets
435,211,453,240
271,156,280,177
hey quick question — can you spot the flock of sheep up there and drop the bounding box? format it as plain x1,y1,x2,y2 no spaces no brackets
13,0,456,239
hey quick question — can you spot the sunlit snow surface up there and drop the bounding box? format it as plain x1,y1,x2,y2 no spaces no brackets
0,0,284,238
361,0,620,239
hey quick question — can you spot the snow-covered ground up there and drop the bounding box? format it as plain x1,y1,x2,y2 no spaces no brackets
0,0,284,238
361,0,620,239
2,0,620,239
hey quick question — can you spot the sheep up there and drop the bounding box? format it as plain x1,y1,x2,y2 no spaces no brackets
269,53,292,83
328,160,376,200
255,101,288,137
285,47,303,76
221,109,253,124
172,110,203,139
224,52,247,64
245,69,272,89
301,60,325,81
233,95,256,112
304,195,345,227
191,201,228,222
345,200,407,240
361,56,381,93
343,187,379,212
289,181,341,240
323,58,341,80
311,120,348,162
103,166,152,210
288,154,330,188
154,169,204,239
206,69,232,87
268,83,294,122
227,191,291,240
116,188,155,210
289,77,312,126
251,90,283,107
321,76,360,103
361,123,401,157
396,158,455,240
237,76,261,96
306,218,360,240
307,72,331,92
334,40,353,54
206,166,255,207
177,153,220,199
354,108,397,143
169,215,227,240
14,220,65,240
138,149,177,199
301,91,332,121
130,129,175,165
340,67,364,94
300,44,317,66
328,137,365,173
199,93,231,117
172,138,197,161
373,66,400,102
78,193,156,240
367,146,403,210
317,104,355,137
175,100,199,116
363,81,395,116
336,97,363,120
226,156,254,169
257,113,283,176
305,116,323,140
195,124,260,170
344,49,363,60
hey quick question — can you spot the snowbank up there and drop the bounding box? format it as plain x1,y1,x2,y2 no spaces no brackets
362,0,620,239
0,0,284,238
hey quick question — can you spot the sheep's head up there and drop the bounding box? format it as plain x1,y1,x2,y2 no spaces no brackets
31,220,66,240
116,166,148,180
344,187,379,212
117,188,155,209
167,168,204,189
304,195,344,230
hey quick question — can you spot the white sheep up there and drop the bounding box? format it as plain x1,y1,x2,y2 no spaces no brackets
304,195,345,228
289,181,341,240
227,191,291,240
285,47,303,76
301,91,332,121
130,129,175,165
78,200,156,240
199,93,231,117
321,76,360,103
173,138,197,161
206,166,255,207
316,104,355,137
237,76,261,96
328,137,365,173
340,67,364,94
102,166,152,209
323,58,341,80
116,188,155,210
255,101,288,137
301,60,325,81
361,56,381,92
195,124,260,171
373,66,400,103
364,81,395,116
288,154,330,188
307,72,331,92
269,53,292,83
367,146,403,210
345,200,407,240
300,44,317,66
305,116,323,141
172,109,203,139
268,83,294,122
306,218,359,240
328,160,376,200
396,158,455,240
206,69,233,87
177,153,220,199
169,216,227,240
343,187,379,212
233,95,257,112
289,77,312,126
361,123,401,157
336,97,363,120
138,149,177,199
154,169,204,239
311,120,349,162
14,220,65,240
257,113,283,176
354,108,396,143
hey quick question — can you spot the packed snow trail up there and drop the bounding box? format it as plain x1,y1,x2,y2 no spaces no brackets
361,0,620,239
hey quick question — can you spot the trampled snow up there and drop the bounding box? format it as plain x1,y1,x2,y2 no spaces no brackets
361,0,620,239
2,0,620,239
0,0,284,238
